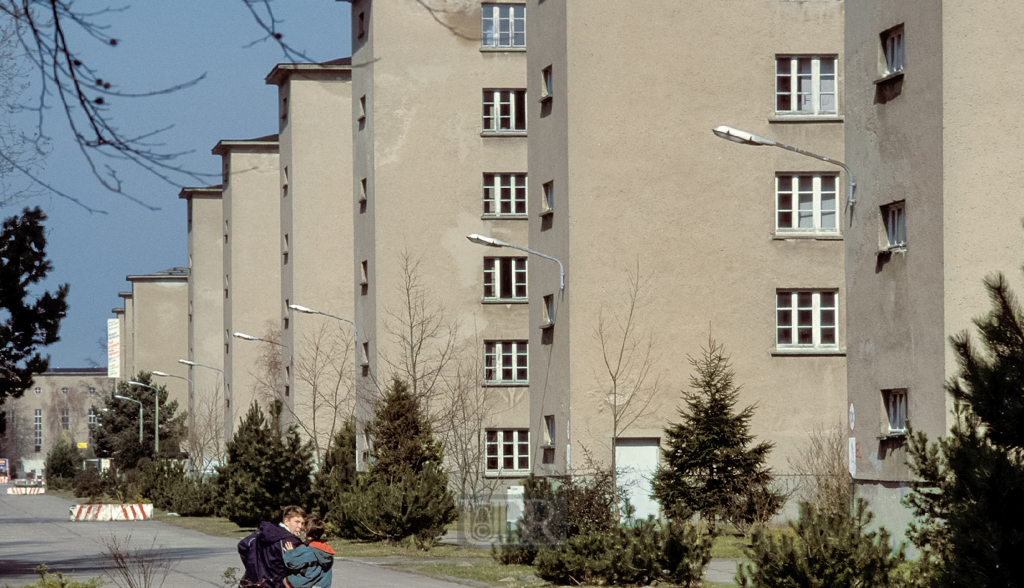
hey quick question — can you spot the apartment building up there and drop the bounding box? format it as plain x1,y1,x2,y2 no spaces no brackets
344,0,531,478
845,3,1024,533
179,186,225,460
3,368,111,475
266,59,355,460
526,0,846,518
214,137,282,440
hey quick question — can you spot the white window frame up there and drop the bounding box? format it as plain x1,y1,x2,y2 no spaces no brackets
883,201,906,249
484,257,528,301
34,409,42,452
483,173,527,217
61,408,69,431
481,4,525,49
485,428,530,474
776,290,838,349
776,174,839,234
884,388,908,434
483,89,527,133
484,340,529,385
775,56,838,116
883,26,905,75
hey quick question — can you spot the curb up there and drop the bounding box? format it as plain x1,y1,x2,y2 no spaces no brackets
70,503,153,522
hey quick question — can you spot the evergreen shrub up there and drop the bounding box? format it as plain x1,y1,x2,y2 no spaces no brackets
73,467,104,501
139,459,216,516
45,436,82,488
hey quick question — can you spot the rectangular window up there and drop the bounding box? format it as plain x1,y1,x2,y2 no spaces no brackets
486,429,530,473
61,408,69,431
481,4,525,49
544,415,555,446
775,56,837,115
34,409,42,452
484,257,528,301
776,174,838,233
484,340,529,384
883,201,906,249
483,173,527,217
483,90,527,133
88,408,96,428
542,294,555,327
883,26,905,74
542,181,554,214
360,260,368,286
884,388,908,433
541,65,553,98
776,290,838,349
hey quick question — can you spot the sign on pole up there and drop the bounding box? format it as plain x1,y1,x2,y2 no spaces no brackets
107,318,120,379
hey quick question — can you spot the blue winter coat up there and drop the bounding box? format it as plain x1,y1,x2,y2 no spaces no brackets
238,521,303,588
283,541,335,588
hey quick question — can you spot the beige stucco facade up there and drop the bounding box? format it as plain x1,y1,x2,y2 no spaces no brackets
526,0,846,515
123,269,190,411
3,368,112,476
347,0,531,476
267,61,356,460
845,3,1024,532
214,138,282,440
179,186,225,460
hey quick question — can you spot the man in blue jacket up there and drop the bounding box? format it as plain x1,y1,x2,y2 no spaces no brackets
238,506,306,588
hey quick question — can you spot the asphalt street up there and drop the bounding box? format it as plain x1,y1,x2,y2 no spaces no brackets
0,490,475,587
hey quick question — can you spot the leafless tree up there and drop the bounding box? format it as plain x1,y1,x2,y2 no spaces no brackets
0,16,44,208
587,261,662,506
789,423,850,517
0,401,33,469
249,326,286,408
187,378,224,475
292,319,356,464
102,532,177,588
379,248,459,404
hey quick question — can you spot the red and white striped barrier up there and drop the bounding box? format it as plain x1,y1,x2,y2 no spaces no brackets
69,503,152,522
0,476,9,484
7,486,45,495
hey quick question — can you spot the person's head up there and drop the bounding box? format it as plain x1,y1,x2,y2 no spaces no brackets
303,515,325,542
281,505,306,535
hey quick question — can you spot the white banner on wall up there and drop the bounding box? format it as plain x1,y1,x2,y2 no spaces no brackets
107,318,120,379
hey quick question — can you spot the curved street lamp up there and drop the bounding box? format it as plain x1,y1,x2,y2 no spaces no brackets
128,381,159,454
711,125,856,209
288,304,358,344
112,395,143,444
466,234,565,291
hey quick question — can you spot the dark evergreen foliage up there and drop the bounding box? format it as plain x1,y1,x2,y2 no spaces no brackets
138,459,216,516
91,373,187,470
492,475,566,565
0,207,68,435
651,338,782,526
905,272,1024,588
738,500,908,588
330,378,456,547
311,416,357,517
45,436,82,484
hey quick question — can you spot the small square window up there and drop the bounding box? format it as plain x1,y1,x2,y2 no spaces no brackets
776,174,838,234
61,387,68,394
883,388,908,434
481,4,525,49
34,387,40,395
776,290,838,349
483,173,527,217
882,201,906,249
483,89,527,133
485,429,530,473
776,56,838,116
882,25,905,75
484,340,529,385
88,387,96,395
484,257,528,301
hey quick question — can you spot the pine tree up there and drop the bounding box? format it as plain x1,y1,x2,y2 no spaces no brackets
216,400,313,526
92,373,187,470
906,273,1024,587
45,435,82,481
312,417,357,516
332,377,455,546
651,337,782,526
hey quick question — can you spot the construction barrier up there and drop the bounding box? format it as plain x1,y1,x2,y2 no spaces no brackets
6,486,45,495
69,503,153,522
0,476,9,484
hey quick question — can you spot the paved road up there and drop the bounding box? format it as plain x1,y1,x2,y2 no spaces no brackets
0,490,473,587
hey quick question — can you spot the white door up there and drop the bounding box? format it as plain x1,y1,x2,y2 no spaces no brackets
615,438,661,523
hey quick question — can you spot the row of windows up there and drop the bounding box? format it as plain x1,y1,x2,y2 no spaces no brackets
33,386,97,394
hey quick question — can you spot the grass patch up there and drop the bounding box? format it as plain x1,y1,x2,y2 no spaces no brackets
150,511,255,538
399,561,542,588
328,538,493,559
711,533,751,559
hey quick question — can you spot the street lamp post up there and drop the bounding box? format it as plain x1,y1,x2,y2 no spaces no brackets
128,381,159,454
152,371,193,402
113,395,143,444
288,304,357,344
466,234,565,290
711,125,856,209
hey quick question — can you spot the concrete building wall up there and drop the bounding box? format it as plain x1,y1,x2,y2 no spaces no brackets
268,62,355,457
216,139,282,439
180,187,225,457
5,369,112,475
126,271,190,410
528,0,846,500
845,2,1024,533
349,0,530,476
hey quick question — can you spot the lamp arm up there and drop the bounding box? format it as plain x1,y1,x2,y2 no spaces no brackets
771,141,856,208
500,243,566,291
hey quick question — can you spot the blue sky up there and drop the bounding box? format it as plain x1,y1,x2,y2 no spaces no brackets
17,1,352,368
